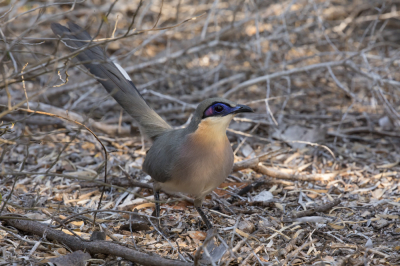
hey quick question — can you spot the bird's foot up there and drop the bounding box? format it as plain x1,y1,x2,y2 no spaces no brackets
196,206,213,230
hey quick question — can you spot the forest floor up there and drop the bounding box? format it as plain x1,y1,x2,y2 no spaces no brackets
1,0,400,265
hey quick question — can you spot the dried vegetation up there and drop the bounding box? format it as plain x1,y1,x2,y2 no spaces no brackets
1,0,400,265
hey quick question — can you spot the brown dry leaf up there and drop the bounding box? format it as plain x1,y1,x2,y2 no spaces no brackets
81,142,96,151
61,218,83,227
238,220,255,234
171,228,183,233
376,161,399,169
6,206,16,213
284,152,300,165
268,185,278,193
53,193,63,201
134,202,155,210
245,24,272,36
235,229,258,240
292,258,304,264
117,195,154,210
308,189,329,193
297,162,312,172
321,256,335,263
78,190,100,200
187,231,206,241
275,203,284,211
371,189,385,199
0,230,7,241
60,229,91,240
378,214,399,220
293,229,304,238
328,223,345,230
56,248,68,255
168,200,192,210
306,193,318,199
15,184,28,193
373,171,398,179
361,211,372,217
323,6,347,20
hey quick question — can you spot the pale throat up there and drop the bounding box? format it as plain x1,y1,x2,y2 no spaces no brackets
193,115,234,143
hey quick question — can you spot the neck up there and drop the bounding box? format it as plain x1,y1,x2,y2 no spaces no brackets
191,115,233,143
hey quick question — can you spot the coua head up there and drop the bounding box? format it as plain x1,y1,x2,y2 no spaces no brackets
186,97,253,136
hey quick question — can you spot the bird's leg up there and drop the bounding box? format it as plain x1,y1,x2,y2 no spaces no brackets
196,207,213,229
151,183,170,237
155,191,160,217
194,198,213,229
153,183,161,228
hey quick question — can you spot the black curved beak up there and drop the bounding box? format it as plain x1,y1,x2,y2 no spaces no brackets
231,104,254,114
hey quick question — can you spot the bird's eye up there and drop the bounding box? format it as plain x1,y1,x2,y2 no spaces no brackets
214,105,224,112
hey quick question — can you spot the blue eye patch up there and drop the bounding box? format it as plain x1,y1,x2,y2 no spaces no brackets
203,103,235,118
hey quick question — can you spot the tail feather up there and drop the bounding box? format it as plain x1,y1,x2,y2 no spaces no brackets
51,22,171,139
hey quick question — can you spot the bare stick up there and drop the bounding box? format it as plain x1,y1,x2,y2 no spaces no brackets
254,164,337,182
286,199,341,220
2,217,191,266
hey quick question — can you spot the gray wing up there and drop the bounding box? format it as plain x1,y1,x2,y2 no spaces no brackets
142,130,186,183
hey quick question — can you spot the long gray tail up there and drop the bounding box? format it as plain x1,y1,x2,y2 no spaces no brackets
51,22,171,139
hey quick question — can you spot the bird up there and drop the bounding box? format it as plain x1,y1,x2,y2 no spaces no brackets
51,22,253,229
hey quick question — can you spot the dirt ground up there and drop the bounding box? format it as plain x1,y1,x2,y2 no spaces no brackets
1,0,400,265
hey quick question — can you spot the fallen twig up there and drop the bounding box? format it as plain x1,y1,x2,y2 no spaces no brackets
233,150,287,172
2,217,191,266
254,164,337,182
285,199,341,220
